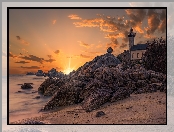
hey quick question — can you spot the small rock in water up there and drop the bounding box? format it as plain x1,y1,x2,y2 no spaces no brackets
96,111,106,117
21,83,33,89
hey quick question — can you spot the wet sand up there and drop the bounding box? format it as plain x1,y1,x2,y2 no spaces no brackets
10,91,166,124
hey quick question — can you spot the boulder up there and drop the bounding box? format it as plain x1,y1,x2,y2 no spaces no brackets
96,111,106,117
21,83,33,89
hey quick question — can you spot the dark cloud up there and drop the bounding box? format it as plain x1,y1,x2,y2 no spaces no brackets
19,55,44,64
16,36,21,40
45,59,56,63
15,61,30,64
9,52,17,58
16,36,29,45
146,9,166,35
54,50,60,54
21,66,40,69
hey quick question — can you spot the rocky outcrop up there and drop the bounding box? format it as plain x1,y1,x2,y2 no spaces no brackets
38,49,166,113
142,38,166,74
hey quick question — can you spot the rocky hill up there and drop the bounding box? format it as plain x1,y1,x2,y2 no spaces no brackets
38,47,166,113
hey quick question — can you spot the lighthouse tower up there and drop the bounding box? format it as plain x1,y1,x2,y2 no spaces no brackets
128,27,136,52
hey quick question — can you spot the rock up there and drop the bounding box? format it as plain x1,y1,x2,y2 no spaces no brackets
44,84,59,96
16,90,23,93
81,88,112,112
34,96,40,99
26,72,35,75
150,78,159,83
21,83,33,89
36,70,44,76
17,84,23,85
96,111,106,117
107,47,113,53
110,87,130,102
38,78,57,94
135,80,147,88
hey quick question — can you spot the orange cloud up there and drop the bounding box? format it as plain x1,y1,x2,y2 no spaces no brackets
78,41,92,48
134,26,144,33
105,33,125,39
68,14,82,20
96,43,103,48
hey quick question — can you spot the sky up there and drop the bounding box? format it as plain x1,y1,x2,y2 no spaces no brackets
8,8,166,75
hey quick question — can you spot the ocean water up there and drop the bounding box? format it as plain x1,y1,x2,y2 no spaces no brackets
8,75,51,123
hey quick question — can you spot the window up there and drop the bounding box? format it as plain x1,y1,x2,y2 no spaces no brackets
142,52,144,57
132,53,134,59
137,53,139,58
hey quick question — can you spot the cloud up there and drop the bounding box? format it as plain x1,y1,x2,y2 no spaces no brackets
73,18,102,28
83,50,102,55
45,59,56,63
21,66,41,69
146,9,166,35
9,52,17,58
54,50,60,54
80,54,91,58
78,41,91,48
96,43,103,48
74,54,91,59
15,61,30,64
19,55,44,64
47,55,52,59
106,38,120,49
119,43,127,49
16,36,21,40
52,20,56,24
105,33,125,39
68,14,82,20
71,9,166,52
16,36,30,45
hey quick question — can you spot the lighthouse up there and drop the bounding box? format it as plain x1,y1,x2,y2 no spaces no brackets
128,27,136,52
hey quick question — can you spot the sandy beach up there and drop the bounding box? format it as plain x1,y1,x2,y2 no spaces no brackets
11,91,166,124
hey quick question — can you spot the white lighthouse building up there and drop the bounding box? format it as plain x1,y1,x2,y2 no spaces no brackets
128,27,147,60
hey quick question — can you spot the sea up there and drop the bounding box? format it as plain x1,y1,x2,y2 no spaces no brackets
8,74,52,123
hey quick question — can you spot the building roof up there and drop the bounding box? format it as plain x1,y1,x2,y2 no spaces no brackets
130,44,148,51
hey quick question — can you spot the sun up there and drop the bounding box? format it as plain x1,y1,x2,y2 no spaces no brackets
63,57,74,75
64,67,74,75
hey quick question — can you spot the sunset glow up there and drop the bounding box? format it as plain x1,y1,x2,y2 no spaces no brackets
8,8,166,75
63,58,74,74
